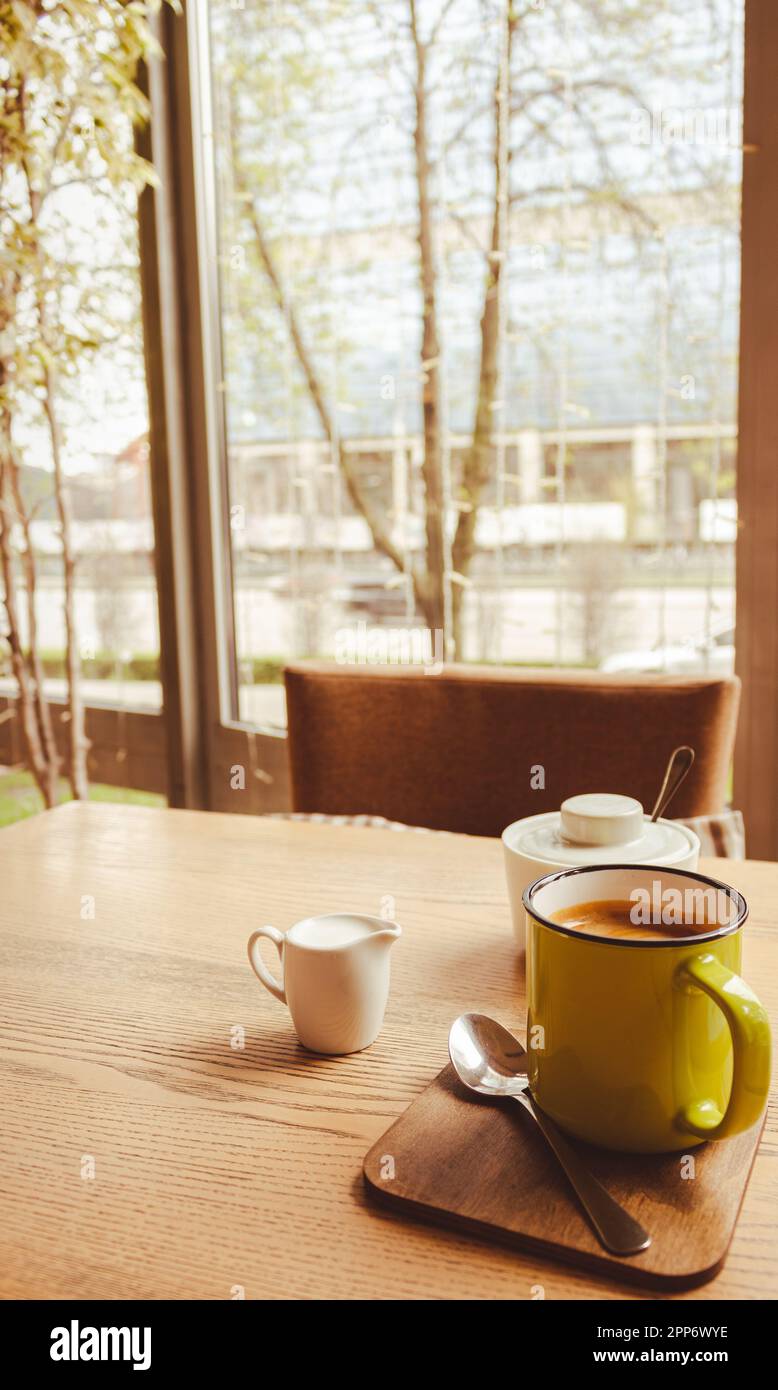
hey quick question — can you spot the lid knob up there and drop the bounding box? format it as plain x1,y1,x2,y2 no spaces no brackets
559,793,644,847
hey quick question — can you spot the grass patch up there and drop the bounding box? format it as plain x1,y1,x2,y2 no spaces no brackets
0,769,165,829
2,650,288,686
0,651,162,683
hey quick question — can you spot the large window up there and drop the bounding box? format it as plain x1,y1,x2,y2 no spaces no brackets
201,0,743,726
5,1,775,838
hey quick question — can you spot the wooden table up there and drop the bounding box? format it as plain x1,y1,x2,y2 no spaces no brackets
0,802,775,1301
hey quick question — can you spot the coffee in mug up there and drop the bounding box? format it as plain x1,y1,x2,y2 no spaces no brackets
550,897,721,942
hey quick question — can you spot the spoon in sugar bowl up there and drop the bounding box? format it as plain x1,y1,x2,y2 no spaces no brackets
650,745,695,822
448,1013,651,1256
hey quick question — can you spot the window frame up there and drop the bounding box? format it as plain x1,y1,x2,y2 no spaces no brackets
733,0,778,858
135,0,778,847
136,0,289,813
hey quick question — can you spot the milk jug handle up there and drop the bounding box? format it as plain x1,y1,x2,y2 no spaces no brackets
247,927,286,1004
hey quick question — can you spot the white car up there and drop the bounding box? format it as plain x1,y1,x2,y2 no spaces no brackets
601,628,735,676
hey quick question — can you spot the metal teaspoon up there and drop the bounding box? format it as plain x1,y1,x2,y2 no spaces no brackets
448,1013,651,1257
650,745,695,822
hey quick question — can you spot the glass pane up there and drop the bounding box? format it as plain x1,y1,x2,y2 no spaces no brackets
0,7,164,822
32,365,160,713
205,0,743,724
0,137,160,714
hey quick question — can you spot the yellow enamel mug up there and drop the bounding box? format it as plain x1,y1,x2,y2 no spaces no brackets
524,865,771,1154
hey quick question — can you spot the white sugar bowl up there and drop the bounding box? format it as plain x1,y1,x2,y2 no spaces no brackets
502,793,700,950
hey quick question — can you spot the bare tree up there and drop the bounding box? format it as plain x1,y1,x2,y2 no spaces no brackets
408,0,447,634
0,434,60,806
449,2,516,652
0,58,60,806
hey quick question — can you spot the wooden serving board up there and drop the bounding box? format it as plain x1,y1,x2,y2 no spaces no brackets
363,1064,766,1291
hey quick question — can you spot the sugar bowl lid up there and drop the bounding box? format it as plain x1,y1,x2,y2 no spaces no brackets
559,793,644,846
503,792,698,867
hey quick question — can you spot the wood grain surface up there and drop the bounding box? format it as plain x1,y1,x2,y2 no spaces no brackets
364,1065,765,1291
0,802,775,1301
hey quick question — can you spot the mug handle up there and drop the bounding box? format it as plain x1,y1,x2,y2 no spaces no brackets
247,927,287,1004
677,952,771,1140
